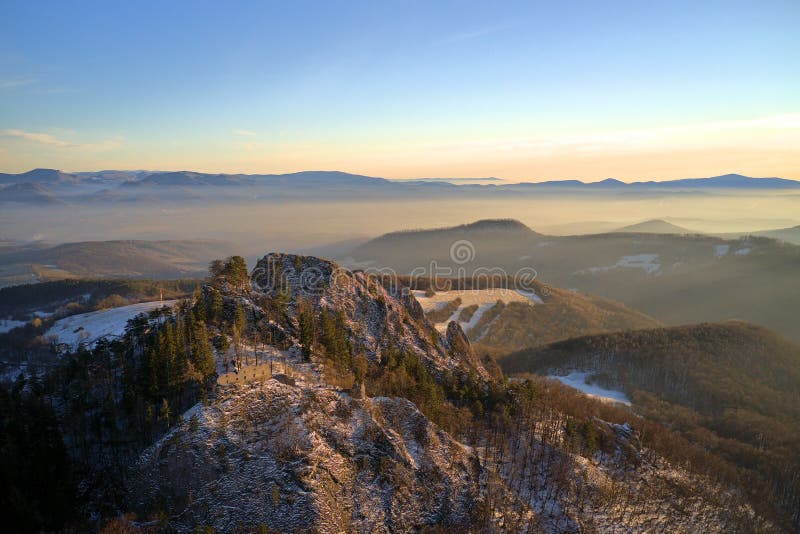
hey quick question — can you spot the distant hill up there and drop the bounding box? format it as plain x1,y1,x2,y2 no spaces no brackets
349,220,800,342
347,219,540,268
468,281,662,352
644,173,800,189
0,239,238,286
408,278,662,353
754,225,800,245
0,182,63,204
614,219,695,234
126,170,392,188
510,173,800,189
0,168,80,185
129,171,249,187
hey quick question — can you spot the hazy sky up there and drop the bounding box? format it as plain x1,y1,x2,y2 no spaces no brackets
1,0,798,180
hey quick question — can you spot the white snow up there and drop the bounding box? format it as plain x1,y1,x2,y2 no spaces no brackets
413,288,531,311
734,247,751,256
182,402,204,422
0,319,26,334
45,300,177,349
714,244,730,257
413,289,534,332
575,253,661,276
516,289,544,304
33,310,54,318
548,371,631,405
615,254,660,274
456,303,495,333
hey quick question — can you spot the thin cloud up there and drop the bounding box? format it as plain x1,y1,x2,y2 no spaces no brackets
439,23,513,44
1,129,123,151
0,77,36,90
2,129,75,147
233,129,258,136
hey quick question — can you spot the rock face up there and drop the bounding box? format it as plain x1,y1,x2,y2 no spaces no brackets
250,252,489,379
129,380,487,533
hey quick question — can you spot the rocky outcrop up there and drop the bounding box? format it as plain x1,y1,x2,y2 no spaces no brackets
128,380,492,533
250,253,490,379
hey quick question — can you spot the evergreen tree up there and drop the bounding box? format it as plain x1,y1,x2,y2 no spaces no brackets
208,259,225,282
191,322,216,378
207,289,223,322
159,398,171,426
224,255,249,290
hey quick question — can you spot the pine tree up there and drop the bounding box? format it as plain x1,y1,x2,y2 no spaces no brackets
297,303,315,362
224,256,248,290
159,398,171,426
207,289,223,323
191,322,216,378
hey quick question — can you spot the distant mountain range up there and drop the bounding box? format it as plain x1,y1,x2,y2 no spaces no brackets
1,169,799,206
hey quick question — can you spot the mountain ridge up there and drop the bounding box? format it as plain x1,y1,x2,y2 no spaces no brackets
2,168,799,189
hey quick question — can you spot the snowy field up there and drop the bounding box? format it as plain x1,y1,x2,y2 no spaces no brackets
412,288,541,332
0,318,27,334
45,300,177,349
548,371,631,405
576,254,661,276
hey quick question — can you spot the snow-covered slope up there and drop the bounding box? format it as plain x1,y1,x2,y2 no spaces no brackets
0,318,27,334
45,300,177,349
412,288,538,333
547,371,631,405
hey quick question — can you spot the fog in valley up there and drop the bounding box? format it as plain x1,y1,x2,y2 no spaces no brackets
4,190,798,256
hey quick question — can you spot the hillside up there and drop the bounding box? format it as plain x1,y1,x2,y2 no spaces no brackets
500,322,800,528
0,182,63,204
0,168,80,184
1,253,788,531
0,239,238,286
348,220,800,342
407,280,662,352
736,225,800,245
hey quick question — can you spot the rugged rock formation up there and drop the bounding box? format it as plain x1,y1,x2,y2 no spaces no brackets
128,380,492,533
250,252,489,379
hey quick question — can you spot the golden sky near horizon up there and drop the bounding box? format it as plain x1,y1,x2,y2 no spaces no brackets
2,113,799,181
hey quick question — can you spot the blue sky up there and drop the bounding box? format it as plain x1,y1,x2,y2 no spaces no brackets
1,0,798,179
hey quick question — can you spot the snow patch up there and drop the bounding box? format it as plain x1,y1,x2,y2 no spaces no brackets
575,254,661,276
414,289,534,332
0,318,26,334
615,254,660,274
734,247,751,256
516,289,544,304
714,244,730,257
45,300,177,349
548,371,631,405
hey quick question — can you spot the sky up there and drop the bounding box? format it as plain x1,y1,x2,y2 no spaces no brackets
0,0,798,181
